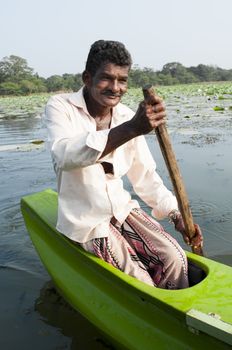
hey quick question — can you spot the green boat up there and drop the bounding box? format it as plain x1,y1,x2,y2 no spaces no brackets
21,189,232,349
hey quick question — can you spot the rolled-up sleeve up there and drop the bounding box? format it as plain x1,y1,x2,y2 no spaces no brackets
45,96,110,171
127,135,178,219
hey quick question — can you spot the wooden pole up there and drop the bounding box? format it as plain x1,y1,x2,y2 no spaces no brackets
143,85,204,256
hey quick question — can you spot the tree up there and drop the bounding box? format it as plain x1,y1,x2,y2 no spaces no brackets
31,77,47,93
46,75,65,92
62,73,75,90
19,79,42,94
1,53,232,95
161,62,183,76
161,62,198,84
73,74,83,91
187,64,230,82
0,82,21,95
129,66,159,87
156,73,175,85
0,55,34,83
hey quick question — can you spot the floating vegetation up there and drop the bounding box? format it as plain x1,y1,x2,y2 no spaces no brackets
30,140,44,145
0,93,51,119
213,106,225,111
0,82,232,153
181,133,222,147
0,142,45,152
1,83,232,117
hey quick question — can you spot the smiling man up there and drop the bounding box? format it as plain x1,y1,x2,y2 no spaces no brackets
45,40,202,289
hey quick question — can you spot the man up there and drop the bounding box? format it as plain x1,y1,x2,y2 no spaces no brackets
45,40,202,289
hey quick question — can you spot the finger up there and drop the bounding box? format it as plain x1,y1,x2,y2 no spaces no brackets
145,103,165,115
190,240,203,248
194,224,203,238
151,95,163,105
183,235,190,245
148,111,166,121
144,95,164,106
190,234,203,247
193,224,203,243
150,119,166,128
145,105,154,114
153,102,166,113
192,242,203,249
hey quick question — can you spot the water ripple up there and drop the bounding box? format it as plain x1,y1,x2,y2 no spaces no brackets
191,200,219,217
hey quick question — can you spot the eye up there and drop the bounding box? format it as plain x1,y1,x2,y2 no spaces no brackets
119,78,128,84
102,76,110,80
120,80,128,87
100,74,111,81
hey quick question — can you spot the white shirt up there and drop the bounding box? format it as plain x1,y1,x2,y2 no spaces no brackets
44,87,178,243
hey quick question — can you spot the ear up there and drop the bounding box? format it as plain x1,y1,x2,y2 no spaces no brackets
82,70,92,87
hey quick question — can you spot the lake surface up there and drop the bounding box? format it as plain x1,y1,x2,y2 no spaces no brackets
0,89,232,349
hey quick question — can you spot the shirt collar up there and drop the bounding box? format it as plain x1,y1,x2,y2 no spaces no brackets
68,86,126,125
68,87,90,116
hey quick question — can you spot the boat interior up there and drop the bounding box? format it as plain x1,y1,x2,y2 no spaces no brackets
188,259,206,287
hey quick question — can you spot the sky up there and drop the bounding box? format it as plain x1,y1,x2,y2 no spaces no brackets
1,0,231,77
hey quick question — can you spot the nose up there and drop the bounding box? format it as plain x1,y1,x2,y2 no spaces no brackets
110,79,120,93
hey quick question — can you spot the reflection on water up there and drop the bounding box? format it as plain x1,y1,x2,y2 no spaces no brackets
35,281,115,350
1,93,232,349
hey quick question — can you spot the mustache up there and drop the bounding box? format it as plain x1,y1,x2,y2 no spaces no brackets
102,90,122,97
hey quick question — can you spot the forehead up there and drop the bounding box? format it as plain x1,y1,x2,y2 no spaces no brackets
94,62,130,77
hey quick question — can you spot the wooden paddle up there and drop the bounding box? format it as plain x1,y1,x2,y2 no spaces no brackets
143,85,204,256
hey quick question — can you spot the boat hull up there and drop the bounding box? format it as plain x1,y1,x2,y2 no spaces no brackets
21,189,232,349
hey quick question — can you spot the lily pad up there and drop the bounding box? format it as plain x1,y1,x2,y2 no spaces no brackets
30,140,44,145
213,106,225,111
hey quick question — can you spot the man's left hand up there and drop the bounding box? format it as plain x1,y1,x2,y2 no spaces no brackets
174,215,203,248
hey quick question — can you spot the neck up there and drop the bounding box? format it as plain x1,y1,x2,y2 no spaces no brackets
83,87,111,119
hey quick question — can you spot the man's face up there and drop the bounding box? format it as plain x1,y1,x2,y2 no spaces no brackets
85,63,129,108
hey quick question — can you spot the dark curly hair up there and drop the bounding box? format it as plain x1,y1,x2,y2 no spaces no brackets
84,40,132,76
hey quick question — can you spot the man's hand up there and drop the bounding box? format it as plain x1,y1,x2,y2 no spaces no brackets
170,212,203,248
100,93,166,159
129,94,166,136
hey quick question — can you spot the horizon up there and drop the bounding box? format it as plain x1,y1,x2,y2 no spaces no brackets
1,53,231,79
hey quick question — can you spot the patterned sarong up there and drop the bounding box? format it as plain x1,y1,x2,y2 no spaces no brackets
81,208,188,289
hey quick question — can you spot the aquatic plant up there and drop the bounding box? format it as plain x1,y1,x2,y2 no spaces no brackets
213,106,225,111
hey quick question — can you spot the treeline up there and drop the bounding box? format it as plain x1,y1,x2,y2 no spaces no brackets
1,55,232,96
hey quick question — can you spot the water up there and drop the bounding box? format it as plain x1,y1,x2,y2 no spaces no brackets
0,106,111,349
146,134,232,259
0,93,232,349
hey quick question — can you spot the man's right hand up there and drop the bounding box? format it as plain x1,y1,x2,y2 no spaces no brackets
129,94,166,135
100,94,166,159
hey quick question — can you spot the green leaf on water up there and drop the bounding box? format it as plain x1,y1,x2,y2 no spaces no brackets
213,106,225,111
31,140,44,145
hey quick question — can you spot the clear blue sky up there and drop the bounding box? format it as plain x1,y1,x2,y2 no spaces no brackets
1,0,231,77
